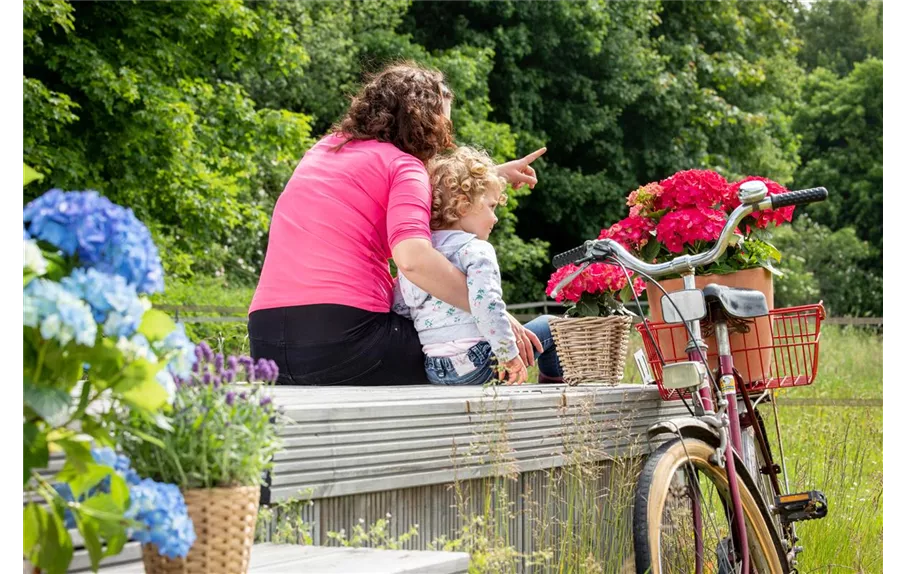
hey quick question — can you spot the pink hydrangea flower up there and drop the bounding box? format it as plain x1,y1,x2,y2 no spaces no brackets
598,216,656,250
655,208,727,253
656,169,729,211
546,262,645,303
725,176,795,230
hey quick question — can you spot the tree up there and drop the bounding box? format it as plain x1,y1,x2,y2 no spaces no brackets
792,58,882,273
24,0,316,282
773,216,881,316
795,0,882,76
405,0,804,261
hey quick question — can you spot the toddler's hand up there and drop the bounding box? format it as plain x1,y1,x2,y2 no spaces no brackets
499,356,528,385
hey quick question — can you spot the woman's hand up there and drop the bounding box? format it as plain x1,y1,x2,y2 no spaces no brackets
506,313,543,367
499,355,529,385
497,147,547,190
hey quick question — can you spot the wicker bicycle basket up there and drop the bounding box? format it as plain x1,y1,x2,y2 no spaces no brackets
549,315,633,385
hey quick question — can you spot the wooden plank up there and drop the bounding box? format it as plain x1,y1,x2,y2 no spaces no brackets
264,385,687,501
94,544,469,573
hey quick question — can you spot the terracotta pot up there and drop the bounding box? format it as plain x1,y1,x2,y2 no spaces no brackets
645,267,774,384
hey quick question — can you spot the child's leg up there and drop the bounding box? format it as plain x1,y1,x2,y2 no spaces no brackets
522,315,563,380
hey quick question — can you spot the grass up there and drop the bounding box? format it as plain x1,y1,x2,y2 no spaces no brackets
761,325,883,573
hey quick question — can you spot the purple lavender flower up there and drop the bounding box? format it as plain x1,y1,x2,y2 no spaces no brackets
223,369,236,384
260,396,273,408
197,341,214,363
227,356,238,371
254,358,270,382
236,356,254,381
214,353,224,372
225,391,236,406
202,372,212,385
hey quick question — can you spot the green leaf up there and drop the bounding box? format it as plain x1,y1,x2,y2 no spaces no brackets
574,298,599,318
56,461,112,499
127,427,167,449
108,473,130,508
83,494,130,558
761,261,784,277
112,358,159,394
618,283,633,304
80,418,115,447
75,514,103,572
55,437,93,472
138,309,177,342
24,421,49,486
762,241,782,262
120,376,169,412
81,493,125,520
24,384,72,427
24,164,45,186
641,239,661,262
104,529,129,558
23,503,74,574
87,338,126,388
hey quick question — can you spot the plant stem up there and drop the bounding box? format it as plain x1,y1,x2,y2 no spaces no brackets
33,340,48,383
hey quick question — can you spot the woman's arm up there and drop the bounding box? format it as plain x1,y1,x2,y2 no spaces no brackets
392,238,470,311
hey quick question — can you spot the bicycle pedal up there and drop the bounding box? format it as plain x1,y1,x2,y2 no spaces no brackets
773,491,828,523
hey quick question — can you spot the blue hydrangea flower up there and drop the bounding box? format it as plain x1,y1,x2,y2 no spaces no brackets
92,447,141,486
127,479,196,559
61,268,147,338
157,323,197,379
24,279,97,347
52,482,77,529
23,190,164,294
52,450,195,559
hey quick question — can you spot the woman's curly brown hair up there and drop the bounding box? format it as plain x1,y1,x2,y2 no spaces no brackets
332,62,454,162
428,146,508,231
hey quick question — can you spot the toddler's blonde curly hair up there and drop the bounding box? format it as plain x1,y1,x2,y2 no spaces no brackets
428,146,508,231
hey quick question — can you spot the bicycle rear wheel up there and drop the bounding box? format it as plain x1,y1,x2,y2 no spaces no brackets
633,438,788,574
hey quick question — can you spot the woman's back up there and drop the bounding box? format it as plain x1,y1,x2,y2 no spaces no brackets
250,134,432,314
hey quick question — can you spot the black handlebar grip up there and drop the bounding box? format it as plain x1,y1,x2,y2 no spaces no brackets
770,187,828,209
552,244,589,269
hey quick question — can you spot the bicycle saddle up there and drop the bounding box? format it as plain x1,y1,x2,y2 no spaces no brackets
702,284,769,319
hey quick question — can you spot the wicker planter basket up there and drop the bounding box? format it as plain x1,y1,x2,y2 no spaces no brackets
142,485,260,574
549,315,633,385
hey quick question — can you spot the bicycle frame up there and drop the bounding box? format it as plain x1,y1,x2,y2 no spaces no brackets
676,271,753,574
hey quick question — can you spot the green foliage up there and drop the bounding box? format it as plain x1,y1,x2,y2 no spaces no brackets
772,216,881,316
795,0,882,76
792,59,883,272
24,0,315,281
23,0,882,313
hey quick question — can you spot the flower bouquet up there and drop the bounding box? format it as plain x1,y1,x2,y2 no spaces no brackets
116,342,283,574
544,263,647,385
603,169,799,382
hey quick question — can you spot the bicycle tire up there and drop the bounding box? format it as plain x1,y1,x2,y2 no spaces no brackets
633,438,790,574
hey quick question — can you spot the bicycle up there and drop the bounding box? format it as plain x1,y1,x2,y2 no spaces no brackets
550,182,830,574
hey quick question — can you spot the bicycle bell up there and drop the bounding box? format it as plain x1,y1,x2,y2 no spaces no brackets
737,180,768,204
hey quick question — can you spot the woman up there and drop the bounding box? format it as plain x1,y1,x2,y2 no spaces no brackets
248,62,545,385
